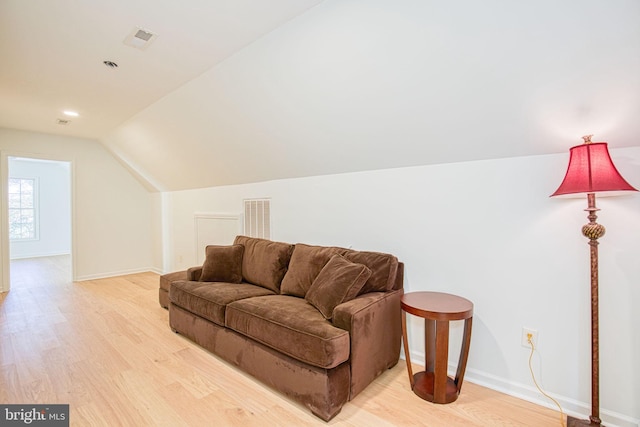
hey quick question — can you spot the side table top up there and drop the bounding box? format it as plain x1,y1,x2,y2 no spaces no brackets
401,291,473,321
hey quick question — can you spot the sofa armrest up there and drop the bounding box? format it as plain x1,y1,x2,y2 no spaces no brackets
332,288,403,399
187,266,202,281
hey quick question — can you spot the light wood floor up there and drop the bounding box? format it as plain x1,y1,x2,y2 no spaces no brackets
1,256,563,426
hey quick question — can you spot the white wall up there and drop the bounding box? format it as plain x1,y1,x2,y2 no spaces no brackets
162,147,640,427
8,157,71,259
0,128,159,283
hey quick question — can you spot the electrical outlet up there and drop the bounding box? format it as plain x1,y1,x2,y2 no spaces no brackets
521,327,538,348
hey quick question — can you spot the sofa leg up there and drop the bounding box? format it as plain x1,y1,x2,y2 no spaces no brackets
311,405,343,422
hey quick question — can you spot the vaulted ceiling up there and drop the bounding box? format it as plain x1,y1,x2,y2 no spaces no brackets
0,0,324,139
2,1,639,192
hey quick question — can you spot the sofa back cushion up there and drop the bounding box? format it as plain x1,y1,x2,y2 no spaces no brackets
234,235,294,293
343,250,399,294
200,244,244,283
280,244,345,297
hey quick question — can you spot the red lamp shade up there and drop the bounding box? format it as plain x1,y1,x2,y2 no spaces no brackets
551,141,638,197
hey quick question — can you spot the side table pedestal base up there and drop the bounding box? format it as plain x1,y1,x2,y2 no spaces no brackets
412,371,459,404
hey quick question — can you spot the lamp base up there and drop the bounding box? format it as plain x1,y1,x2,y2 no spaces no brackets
567,415,602,426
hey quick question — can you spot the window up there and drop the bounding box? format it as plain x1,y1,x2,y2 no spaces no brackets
8,178,38,240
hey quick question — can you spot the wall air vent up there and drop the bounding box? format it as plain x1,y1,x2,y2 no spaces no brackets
243,199,271,239
123,26,158,50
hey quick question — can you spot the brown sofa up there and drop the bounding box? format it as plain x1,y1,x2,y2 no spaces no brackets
159,236,403,421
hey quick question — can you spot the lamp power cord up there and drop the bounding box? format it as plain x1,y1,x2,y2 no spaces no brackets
526,334,566,427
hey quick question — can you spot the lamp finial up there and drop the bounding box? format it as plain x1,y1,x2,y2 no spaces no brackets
582,134,594,144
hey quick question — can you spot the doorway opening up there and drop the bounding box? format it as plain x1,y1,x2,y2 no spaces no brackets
4,156,73,290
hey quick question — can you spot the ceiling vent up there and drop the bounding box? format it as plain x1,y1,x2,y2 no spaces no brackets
56,119,70,125
123,27,158,50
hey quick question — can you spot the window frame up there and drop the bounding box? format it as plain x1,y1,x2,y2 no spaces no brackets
8,177,39,241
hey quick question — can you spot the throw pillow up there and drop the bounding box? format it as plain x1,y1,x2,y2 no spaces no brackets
280,243,346,297
305,254,372,320
200,244,244,283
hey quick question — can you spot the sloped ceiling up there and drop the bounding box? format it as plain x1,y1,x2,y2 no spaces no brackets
3,1,640,192
0,0,324,139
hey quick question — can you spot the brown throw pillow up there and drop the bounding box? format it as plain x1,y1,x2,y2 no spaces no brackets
280,244,346,297
305,254,372,320
200,244,244,283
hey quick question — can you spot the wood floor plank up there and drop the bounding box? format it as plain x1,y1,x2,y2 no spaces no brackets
1,256,563,426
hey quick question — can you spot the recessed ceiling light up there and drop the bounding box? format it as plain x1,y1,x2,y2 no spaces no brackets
63,111,79,117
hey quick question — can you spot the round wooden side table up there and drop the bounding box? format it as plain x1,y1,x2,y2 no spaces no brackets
401,291,473,404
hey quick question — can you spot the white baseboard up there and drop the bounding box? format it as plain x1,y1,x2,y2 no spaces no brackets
75,267,158,282
149,267,164,275
10,251,71,260
402,352,639,427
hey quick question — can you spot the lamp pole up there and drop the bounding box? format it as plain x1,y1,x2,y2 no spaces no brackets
568,192,604,426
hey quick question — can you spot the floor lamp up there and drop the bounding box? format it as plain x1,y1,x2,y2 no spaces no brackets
551,135,638,426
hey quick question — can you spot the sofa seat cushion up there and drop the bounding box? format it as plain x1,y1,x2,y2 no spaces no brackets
169,280,275,326
226,295,350,369
160,270,189,292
